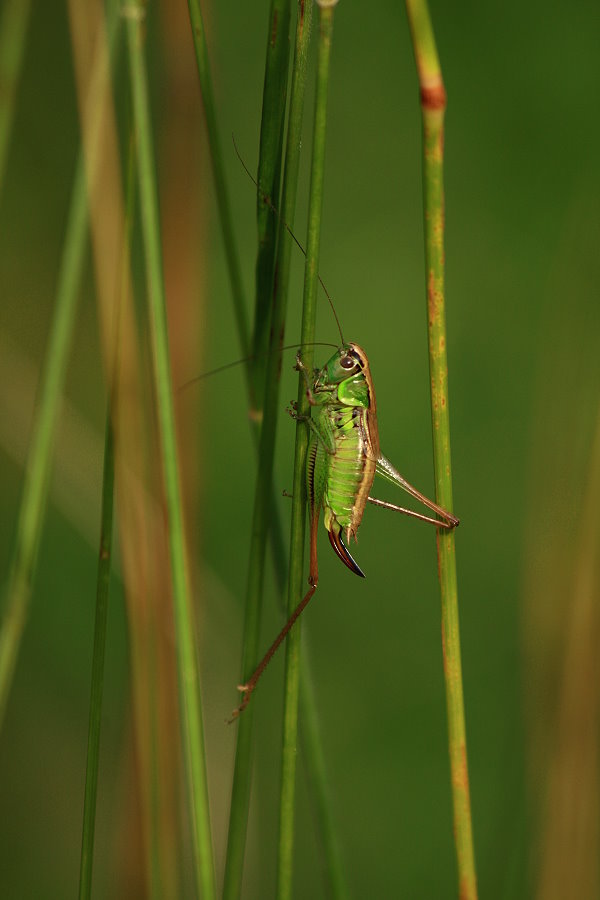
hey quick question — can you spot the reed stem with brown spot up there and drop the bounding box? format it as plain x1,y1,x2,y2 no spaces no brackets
405,1,478,896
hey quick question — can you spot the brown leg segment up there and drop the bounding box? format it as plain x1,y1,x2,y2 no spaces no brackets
228,513,320,722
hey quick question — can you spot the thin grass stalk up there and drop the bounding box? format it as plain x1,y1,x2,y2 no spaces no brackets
0,0,124,735
125,7,216,898
117,129,165,900
0,0,31,195
78,131,136,897
223,3,313,897
78,408,115,900
535,402,600,899
67,3,172,890
186,2,345,892
249,0,293,599
0,149,87,730
404,2,477,897
277,4,337,897
298,653,348,900
159,4,211,890
186,0,250,375
186,0,288,592
187,0,291,608
251,0,292,406
77,124,130,877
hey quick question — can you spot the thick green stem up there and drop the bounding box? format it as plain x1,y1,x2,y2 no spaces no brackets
126,8,215,899
405,2,477,898
223,3,313,897
277,4,337,898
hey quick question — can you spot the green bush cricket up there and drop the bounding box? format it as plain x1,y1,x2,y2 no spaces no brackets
225,141,459,720
230,339,458,720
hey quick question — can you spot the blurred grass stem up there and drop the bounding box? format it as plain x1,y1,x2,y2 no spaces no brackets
0,0,123,736
405,1,477,897
125,6,216,898
78,409,115,900
77,117,136,900
0,0,31,195
186,0,250,373
0,153,87,730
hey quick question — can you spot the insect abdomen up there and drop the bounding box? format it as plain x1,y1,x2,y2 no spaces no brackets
325,406,375,536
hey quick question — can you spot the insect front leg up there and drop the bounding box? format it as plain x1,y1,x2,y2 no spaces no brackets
294,352,322,407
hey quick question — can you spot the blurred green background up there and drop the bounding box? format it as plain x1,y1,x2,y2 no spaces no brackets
1,0,599,897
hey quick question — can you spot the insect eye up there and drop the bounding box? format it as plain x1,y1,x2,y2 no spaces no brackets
340,355,354,370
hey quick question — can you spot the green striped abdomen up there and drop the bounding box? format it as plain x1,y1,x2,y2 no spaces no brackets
320,404,373,536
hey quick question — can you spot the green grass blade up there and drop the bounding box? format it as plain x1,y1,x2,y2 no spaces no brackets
277,4,337,897
125,8,216,899
0,0,123,736
251,0,292,405
0,0,31,195
186,0,290,414
186,0,250,372
78,114,136,900
223,3,313,897
186,3,346,893
78,408,115,900
405,1,478,897
298,654,348,900
186,0,289,593
0,155,87,729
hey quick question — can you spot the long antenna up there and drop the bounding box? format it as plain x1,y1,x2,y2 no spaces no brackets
232,134,345,345
179,341,338,392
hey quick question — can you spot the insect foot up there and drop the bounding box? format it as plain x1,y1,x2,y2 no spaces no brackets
227,684,250,724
